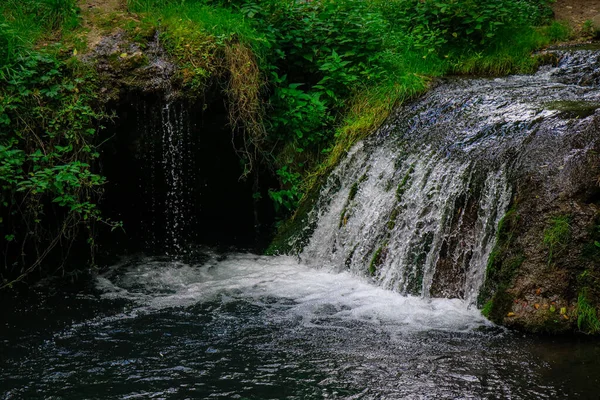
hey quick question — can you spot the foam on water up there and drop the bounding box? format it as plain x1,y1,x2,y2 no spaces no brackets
97,253,490,333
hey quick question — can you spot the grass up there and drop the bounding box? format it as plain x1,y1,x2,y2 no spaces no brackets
543,215,571,264
0,0,79,66
576,288,600,334
453,22,571,75
127,0,267,52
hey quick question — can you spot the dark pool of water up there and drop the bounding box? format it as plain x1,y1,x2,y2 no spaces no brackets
1,254,599,399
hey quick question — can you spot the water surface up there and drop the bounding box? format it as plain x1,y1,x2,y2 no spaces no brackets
2,253,599,399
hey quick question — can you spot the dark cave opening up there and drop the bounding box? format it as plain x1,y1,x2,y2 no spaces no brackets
98,91,277,256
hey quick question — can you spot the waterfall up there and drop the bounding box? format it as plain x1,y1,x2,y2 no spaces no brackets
137,100,197,255
299,49,600,304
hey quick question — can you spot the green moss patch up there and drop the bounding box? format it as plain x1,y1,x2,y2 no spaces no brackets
543,215,571,265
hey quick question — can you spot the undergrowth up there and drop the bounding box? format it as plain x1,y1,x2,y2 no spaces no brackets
576,287,600,334
0,0,119,286
0,0,79,65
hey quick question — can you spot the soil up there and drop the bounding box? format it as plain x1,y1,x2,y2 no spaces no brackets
553,0,600,31
78,0,130,50
80,0,125,13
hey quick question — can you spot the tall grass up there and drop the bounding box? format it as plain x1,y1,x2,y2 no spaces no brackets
127,0,267,49
0,0,79,66
577,288,600,334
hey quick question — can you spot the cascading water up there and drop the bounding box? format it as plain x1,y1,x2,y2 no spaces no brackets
136,100,197,255
300,49,600,304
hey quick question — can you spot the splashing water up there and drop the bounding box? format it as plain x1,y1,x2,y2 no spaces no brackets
5,50,599,398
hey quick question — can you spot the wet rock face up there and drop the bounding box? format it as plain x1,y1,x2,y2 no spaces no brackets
485,117,600,333
85,29,178,102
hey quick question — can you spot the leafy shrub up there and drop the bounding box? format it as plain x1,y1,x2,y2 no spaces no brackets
376,0,550,54
129,0,561,217
0,52,116,285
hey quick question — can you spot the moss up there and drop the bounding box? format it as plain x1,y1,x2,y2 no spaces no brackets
369,244,387,277
348,182,360,202
581,216,600,261
486,286,515,324
478,206,522,308
387,208,400,231
496,208,519,243
543,215,571,264
396,165,415,202
339,174,368,228
545,101,600,119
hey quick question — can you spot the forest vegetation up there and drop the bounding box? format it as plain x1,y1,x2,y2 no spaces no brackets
0,0,572,285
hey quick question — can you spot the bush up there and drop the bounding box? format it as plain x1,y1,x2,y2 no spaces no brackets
0,51,119,286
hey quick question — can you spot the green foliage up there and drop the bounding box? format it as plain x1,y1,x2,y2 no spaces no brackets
127,0,562,219
0,50,117,286
270,79,329,148
543,215,571,264
0,0,79,65
377,0,518,53
0,0,571,280
576,287,600,334
268,165,301,213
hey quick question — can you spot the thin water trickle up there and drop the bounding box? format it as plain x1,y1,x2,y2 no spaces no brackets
138,100,197,255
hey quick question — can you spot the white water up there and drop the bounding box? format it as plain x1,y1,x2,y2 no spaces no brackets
97,253,490,333
7,253,591,399
300,122,512,305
